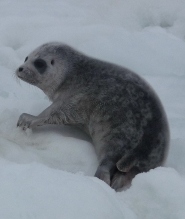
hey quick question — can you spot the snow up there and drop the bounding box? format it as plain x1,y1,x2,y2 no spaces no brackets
0,0,184,218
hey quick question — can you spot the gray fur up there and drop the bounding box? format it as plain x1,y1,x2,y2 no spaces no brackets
16,42,170,191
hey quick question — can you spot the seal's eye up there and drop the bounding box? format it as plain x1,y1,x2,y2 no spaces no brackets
34,59,47,74
51,60,54,65
24,57,28,62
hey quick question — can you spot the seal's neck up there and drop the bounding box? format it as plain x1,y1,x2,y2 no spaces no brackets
41,84,63,102
38,80,61,102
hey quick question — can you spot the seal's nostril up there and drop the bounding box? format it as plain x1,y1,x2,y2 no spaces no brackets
19,67,23,72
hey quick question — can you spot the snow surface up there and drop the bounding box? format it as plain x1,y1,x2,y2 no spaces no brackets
0,0,185,218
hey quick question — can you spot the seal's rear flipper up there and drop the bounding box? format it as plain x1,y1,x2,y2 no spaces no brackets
95,160,117,186
111,167,140,191
116,154,138,172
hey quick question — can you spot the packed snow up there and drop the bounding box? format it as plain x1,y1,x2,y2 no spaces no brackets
0,0,185,218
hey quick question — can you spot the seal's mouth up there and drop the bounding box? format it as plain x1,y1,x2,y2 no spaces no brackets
17,74,28,82
17,73,37,85
17,75,24,80
16,68,38,85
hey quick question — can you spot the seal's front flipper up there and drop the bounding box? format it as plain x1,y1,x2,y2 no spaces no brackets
17,113,46,130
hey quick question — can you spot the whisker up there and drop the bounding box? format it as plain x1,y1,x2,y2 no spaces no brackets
13,71,21,85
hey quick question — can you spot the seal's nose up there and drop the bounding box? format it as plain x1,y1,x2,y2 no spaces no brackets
19,67,23,72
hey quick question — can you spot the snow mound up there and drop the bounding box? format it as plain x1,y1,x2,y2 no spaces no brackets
0,160,124,219
121,168,185,219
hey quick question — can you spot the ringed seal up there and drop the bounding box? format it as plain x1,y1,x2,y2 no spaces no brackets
16,42,170,191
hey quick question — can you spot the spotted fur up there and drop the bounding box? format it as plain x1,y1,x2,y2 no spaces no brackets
16,42,170,191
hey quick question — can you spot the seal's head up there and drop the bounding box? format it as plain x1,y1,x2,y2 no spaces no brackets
16,42,76,100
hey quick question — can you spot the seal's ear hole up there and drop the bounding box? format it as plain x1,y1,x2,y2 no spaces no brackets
51,60,54,65
24,57,28,62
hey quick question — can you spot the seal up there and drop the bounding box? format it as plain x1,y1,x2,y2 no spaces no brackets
16,42,170,191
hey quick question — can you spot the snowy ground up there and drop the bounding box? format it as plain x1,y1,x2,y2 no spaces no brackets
0,0,185,218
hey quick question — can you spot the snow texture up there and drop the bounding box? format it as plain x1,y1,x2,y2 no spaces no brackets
0,0,185,218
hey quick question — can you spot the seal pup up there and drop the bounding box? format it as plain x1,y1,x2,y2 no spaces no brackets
16,42,170,191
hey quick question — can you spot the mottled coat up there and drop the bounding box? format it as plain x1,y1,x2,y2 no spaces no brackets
16,43,170,190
